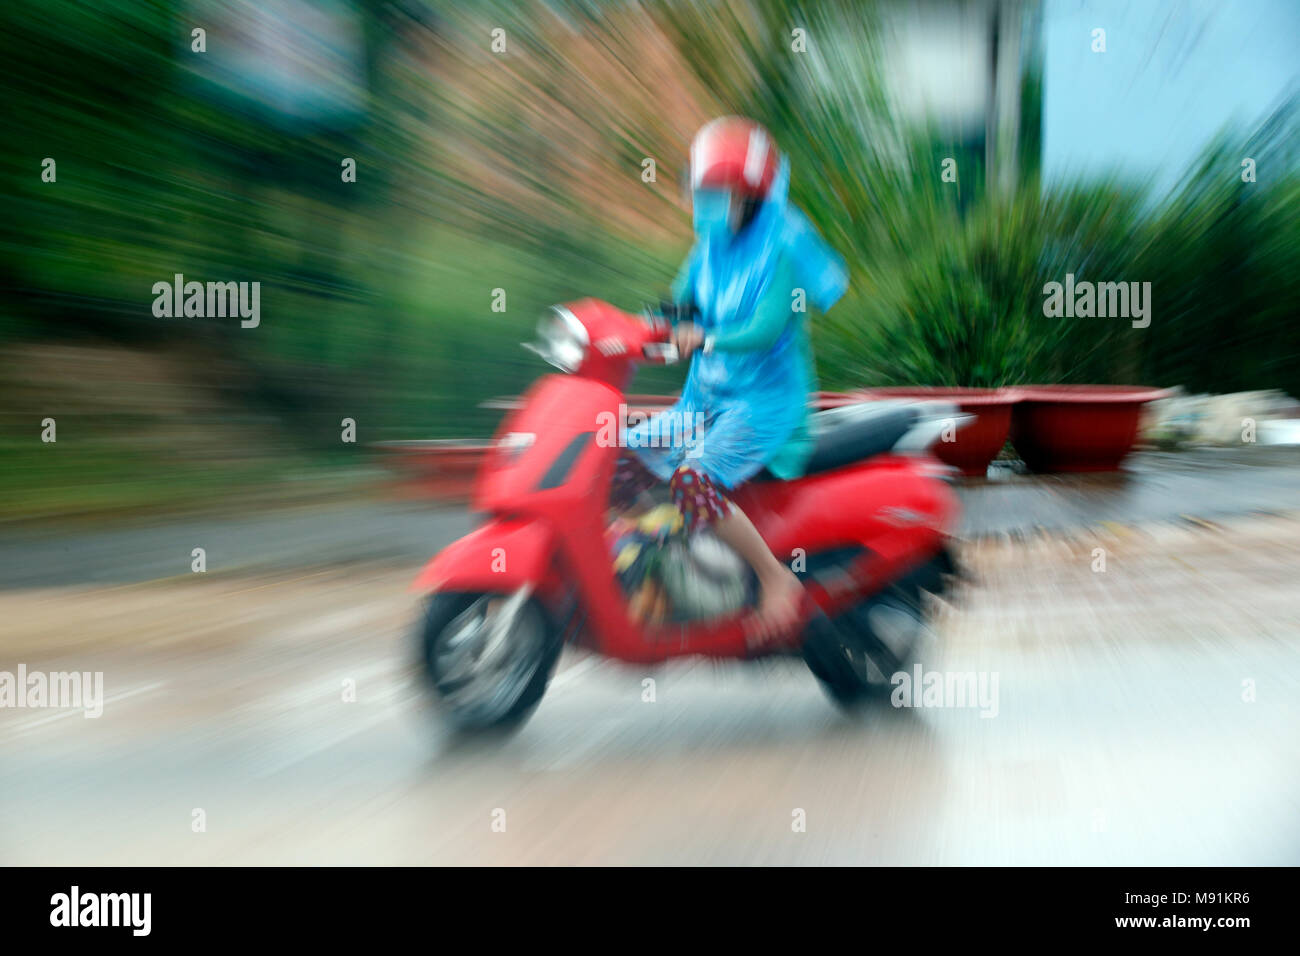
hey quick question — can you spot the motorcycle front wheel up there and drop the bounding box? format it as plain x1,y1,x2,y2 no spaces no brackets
418,590,562,734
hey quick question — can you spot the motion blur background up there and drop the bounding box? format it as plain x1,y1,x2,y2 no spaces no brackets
2,1,1300,866
2,0,1297,520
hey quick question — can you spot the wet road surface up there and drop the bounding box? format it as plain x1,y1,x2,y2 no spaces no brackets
3,503,1297,864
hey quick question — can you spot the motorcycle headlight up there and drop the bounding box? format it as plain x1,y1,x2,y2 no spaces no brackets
526,306,589,373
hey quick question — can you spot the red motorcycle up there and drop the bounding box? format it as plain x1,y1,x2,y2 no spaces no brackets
413,299,963,731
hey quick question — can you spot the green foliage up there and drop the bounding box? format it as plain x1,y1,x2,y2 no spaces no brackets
2,0,1297,480
1132,106,1300,394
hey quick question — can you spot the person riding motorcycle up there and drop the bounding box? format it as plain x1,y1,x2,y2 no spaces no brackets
614,116,849,641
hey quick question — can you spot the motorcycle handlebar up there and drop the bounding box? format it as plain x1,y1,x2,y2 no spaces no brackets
641,340,680,364
635,307,678,365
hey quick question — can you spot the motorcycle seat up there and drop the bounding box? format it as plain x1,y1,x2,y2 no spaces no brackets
804,401,919,474
754,402,920,480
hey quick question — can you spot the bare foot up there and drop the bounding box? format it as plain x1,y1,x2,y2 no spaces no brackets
748,567,804,646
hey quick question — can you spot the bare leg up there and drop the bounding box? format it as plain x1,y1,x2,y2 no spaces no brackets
712,505,803,641
668,465,802,640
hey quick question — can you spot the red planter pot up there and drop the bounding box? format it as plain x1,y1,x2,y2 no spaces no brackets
1009,386,1174,473
850,387,1017,477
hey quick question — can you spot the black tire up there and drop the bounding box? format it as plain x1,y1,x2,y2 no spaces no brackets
803,576,929,711
418,591,563,734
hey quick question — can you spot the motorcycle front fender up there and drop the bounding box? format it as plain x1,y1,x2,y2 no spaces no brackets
410,517,555,595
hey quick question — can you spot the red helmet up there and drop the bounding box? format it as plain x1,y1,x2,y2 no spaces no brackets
689,117,780,199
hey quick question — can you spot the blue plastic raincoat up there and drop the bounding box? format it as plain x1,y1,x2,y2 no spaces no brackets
628,157,848,488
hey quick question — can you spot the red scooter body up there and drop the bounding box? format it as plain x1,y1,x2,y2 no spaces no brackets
413,300,960,664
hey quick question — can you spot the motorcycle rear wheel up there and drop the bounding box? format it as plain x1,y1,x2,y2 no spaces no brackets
803,578,929,710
